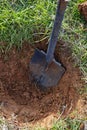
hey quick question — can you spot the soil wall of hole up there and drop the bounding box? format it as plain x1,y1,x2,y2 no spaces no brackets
0,40,83,123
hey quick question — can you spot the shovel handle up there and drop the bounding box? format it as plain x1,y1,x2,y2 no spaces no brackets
46,0,69,64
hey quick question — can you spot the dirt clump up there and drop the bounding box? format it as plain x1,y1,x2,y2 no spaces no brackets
78,1,87,21
0,40,83,123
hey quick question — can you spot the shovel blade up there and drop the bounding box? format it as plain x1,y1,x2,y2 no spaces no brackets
29,49,65,88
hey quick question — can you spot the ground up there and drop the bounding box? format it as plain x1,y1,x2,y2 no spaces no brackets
78,1,87,21
0,40,87,129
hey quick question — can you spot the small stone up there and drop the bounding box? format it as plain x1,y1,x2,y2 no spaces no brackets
2,124,9,130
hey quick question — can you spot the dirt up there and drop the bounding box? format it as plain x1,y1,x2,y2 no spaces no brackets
78,1,87,21
0,40,86,127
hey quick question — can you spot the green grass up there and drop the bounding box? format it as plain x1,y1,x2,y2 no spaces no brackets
61,0,87,82
0,0,87,81
0,0,56,48
51,118,82,130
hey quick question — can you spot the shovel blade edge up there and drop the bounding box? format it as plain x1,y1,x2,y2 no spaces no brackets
29,49,65,88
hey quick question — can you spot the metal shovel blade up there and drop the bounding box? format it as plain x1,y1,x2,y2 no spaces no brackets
29,49,65,88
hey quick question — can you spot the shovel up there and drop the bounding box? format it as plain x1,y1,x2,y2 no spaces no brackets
29,0,69,88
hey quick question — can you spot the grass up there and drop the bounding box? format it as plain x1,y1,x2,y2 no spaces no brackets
51,118,82,130
60,0,87,81
0,0,56,47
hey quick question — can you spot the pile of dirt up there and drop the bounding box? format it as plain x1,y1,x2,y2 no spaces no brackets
0,40,84,124
78,1,87,21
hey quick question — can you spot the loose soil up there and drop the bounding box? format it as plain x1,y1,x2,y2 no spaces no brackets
78,1,87,21
0,40,86,128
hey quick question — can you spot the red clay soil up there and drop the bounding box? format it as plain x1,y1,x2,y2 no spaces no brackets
78,1,87,21
0,40,83,123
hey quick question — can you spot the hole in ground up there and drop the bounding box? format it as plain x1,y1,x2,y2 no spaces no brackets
0,40,83,123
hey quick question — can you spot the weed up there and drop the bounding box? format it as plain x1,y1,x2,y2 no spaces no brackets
51,119,67,130
51,118,82,130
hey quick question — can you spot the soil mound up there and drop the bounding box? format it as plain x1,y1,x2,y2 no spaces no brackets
0,40,83,123
78,1,87,21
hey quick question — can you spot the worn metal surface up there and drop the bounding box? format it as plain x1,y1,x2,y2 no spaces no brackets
30,49,65,88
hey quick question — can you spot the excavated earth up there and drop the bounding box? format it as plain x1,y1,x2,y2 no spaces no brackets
78,1,87,21
0,40,86,128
